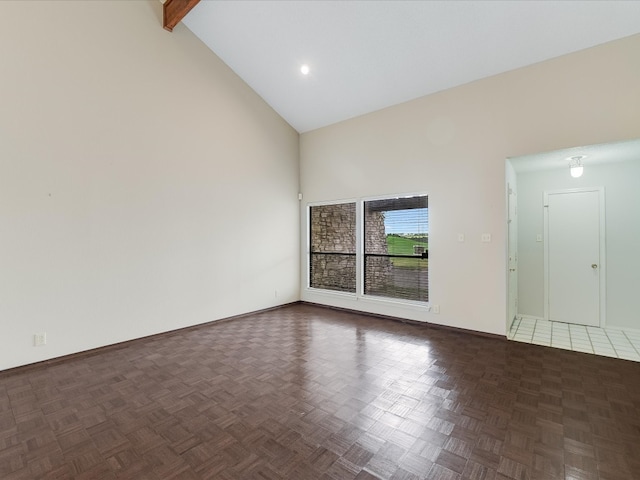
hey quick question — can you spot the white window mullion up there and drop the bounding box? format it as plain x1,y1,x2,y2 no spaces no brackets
356,199,364,297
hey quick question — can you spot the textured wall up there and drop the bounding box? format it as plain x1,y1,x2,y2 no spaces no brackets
364,210,392,294
310,203,356,292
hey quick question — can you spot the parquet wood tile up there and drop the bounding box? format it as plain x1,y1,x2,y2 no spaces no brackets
1,303,640,479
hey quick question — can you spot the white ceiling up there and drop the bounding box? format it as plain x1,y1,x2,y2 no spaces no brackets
509,139,640,174
183,1,640,133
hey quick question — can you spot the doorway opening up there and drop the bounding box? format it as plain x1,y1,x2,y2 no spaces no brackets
505,138,640,360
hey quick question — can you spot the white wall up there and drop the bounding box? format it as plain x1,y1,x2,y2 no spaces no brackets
516,159,640,329
300,34,640,336
0,1,300,371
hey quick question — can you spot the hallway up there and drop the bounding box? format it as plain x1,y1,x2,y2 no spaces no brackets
508,317,640,362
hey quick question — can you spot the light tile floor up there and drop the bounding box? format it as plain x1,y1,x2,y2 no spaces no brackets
508,317,640,362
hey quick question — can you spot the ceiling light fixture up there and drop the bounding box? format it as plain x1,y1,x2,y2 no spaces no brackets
568,155,585,178
300,64,310,75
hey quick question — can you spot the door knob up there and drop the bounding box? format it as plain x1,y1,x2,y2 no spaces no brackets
591,264,598,269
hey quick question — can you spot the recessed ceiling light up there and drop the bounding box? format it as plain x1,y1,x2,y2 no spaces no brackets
300,64,310,75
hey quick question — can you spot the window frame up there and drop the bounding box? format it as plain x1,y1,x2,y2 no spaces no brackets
307,192,429,307
307,199,358,296
358,193,429,305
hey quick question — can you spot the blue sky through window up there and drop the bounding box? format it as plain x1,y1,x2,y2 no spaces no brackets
384,208,429,235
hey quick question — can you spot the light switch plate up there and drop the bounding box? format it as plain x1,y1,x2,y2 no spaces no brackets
34,333,46,346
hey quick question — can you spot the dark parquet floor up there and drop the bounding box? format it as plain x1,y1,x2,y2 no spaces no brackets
1,303,640,480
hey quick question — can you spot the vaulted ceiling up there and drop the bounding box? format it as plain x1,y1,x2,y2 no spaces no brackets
179,1,640,133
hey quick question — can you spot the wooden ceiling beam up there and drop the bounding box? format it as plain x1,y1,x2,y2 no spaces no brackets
163,0,200,32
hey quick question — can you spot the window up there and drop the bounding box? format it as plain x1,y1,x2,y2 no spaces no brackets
364,196,428,302
309,202,356,293
309,194,429,303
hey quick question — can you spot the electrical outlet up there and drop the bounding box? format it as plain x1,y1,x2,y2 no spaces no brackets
34,333,46,347
432,305,440,314
481,233,491,242
457,233,465,242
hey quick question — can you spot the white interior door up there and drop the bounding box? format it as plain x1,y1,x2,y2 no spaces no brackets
544,188,605,326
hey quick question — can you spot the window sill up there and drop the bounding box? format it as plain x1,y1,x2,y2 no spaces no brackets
303,288,429,311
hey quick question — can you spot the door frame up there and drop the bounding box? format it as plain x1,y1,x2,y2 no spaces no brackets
543,187,606,326
507,182,518,330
